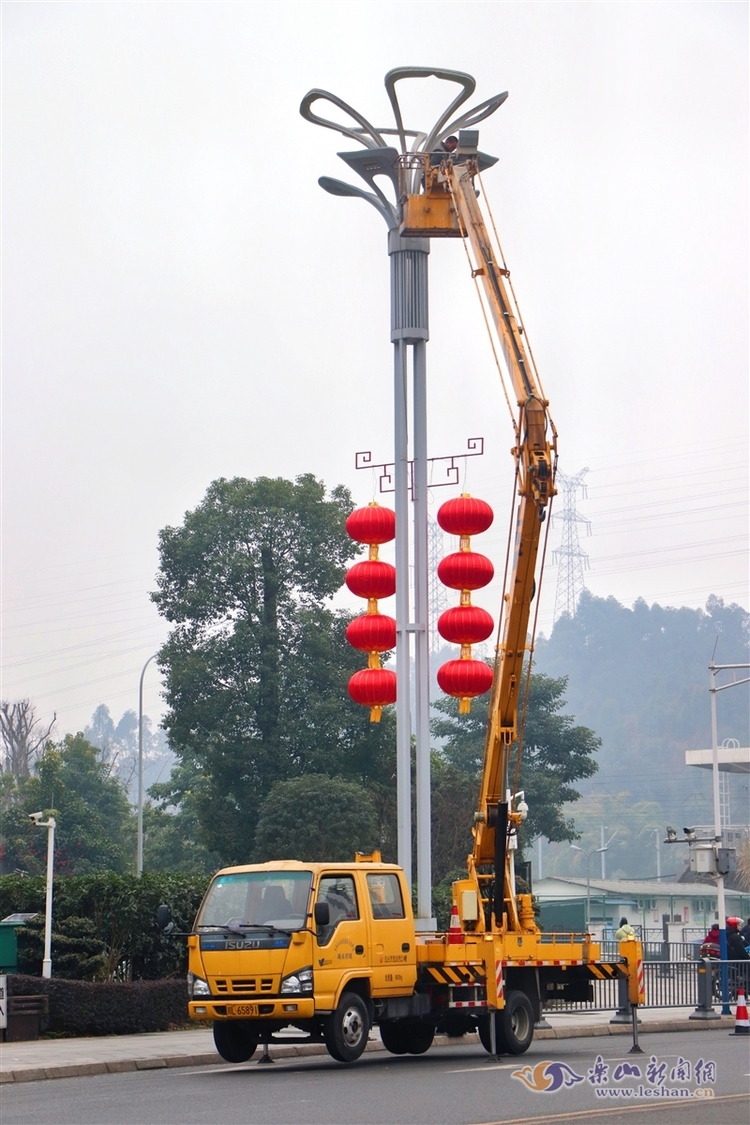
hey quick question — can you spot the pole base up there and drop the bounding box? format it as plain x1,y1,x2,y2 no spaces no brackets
610,1010,639,1025
689,1009,720,1021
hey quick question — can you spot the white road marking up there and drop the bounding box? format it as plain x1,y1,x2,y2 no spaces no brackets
447,1063,518,1072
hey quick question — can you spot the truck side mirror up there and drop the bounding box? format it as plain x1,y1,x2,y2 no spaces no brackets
314,902,330,927
156,904,174,933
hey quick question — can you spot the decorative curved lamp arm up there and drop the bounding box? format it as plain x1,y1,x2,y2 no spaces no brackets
299,89,388,149
384,67,476,154
439,91,509,144
318,176,398,229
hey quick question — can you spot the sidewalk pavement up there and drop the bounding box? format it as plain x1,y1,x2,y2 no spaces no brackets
0,1008,737,1085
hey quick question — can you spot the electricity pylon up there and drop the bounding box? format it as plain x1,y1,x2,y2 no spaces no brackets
551,468,591,622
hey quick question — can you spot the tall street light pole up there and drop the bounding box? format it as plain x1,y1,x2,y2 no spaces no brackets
137,654,157,876
300,69,506,927
571,844,608,932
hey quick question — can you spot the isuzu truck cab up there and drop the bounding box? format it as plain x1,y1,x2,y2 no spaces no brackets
185,857,427,1063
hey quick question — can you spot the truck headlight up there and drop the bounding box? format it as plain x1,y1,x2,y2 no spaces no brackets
187,972,210,998
280,967,313,995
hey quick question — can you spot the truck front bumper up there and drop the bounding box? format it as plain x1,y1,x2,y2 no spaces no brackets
189,998,316,1021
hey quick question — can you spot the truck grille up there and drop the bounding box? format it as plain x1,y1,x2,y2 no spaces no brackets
213,978,275,994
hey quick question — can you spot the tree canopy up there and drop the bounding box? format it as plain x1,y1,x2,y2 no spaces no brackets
254,775,380,863
0,733,135,876
150,474,396,864
431,672,600,862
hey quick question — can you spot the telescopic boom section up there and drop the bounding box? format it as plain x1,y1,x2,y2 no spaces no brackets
443,161,556,918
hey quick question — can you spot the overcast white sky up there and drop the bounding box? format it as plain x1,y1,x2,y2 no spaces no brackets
3,1,748,738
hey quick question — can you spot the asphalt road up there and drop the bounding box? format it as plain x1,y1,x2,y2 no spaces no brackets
4,1030,749,1125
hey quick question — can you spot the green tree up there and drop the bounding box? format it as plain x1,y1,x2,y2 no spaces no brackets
143,756,223,875
254,775,379,862
431,672,600,856
151,474,395,863
429,753,477,883
0,734,135,876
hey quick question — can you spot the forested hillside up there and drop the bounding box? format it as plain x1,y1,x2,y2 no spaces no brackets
533,592,749,879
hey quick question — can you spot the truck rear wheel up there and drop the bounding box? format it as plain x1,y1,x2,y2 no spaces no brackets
212,1021,258,1063
324,992,370,1063
380,1020,434,1055
478,991,534,1056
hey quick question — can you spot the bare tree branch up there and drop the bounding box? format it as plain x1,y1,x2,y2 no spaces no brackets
0,700,56,779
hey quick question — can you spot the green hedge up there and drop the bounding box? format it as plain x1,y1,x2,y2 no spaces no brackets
8,974,187,1036
0,872,209,981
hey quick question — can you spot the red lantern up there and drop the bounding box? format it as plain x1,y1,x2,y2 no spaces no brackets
436,493,495,714
345,613,397,652
345,560,396,599
343,504,397,722
438,605,494,645
437,552,494,591
437,659,493,700
346,504,396,545
437,495,494,537
348,668,397,723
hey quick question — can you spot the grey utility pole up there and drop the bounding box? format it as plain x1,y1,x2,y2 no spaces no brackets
301,68,507,926
137,653,157,876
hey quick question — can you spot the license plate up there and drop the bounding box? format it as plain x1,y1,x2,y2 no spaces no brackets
227,1003,258,1017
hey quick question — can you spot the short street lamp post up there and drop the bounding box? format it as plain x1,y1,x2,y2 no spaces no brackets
570,844,608,933
30,813,56,978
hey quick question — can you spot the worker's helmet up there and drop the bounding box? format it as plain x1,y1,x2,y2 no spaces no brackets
727,917,742,928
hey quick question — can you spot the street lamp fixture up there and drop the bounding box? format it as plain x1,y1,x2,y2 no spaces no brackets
29,813,56,978
570,843,608,932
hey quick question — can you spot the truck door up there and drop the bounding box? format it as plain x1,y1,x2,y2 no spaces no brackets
313,874,368,1009
364,872,416,997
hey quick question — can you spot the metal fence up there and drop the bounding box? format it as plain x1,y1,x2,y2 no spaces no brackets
544,959,750,1012
599,940,701,962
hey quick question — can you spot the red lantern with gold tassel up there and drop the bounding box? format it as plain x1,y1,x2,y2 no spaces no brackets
344,502,397,722
436,493,495,714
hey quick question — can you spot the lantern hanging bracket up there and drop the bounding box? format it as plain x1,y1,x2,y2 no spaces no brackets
355,437,484,496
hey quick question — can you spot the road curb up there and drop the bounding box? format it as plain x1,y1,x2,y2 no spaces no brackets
0,1017,736,1084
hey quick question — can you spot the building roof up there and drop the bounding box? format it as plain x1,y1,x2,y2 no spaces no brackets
535,876,721,899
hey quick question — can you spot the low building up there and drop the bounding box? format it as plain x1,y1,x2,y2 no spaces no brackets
534,876,750,939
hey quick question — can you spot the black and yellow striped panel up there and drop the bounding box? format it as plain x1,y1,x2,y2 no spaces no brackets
586,963,619,980
424,965,486,986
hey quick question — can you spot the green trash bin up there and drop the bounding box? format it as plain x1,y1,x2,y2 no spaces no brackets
0,913,40,974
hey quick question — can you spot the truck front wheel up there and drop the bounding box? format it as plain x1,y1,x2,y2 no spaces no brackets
212,1020,258,1063
478,991,534,1055
324,992,370,1063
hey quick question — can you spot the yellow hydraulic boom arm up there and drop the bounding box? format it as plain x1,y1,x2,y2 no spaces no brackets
443,160,557,929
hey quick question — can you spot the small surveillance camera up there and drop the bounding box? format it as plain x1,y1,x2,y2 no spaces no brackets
28,812,43,824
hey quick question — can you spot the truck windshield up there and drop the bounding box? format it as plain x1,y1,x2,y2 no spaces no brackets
198,871,312,931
